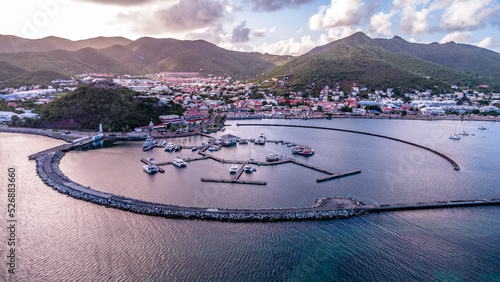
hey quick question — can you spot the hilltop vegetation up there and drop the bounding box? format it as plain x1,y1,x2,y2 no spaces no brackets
0,32,499,91
263,32,498,92
30,86,184,131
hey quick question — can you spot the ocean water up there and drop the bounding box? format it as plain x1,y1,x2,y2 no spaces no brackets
1,119,499,281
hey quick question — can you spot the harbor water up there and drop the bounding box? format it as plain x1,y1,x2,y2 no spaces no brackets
1,118,499,280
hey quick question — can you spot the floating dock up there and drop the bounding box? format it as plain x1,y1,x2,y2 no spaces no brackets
200,178,267,185
316,170,362,182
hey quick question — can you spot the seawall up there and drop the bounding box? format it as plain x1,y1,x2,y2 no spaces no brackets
35,151,366,222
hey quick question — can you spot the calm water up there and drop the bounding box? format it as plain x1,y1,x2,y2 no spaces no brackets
1,119,499,281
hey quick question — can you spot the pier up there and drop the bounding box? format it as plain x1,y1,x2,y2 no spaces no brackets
316,170,362,182
238,123,461,170
200,178,267,185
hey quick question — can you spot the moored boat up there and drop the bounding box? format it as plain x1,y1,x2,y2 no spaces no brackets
165,143,175,152
172,157,187,167
449,134,461,140
143,164,159,174
244,164,255,173
143,135,154,148
229,165,239,173
478,125,487,130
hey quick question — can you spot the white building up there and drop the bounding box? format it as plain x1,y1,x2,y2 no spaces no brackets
0,111,19,123
420,107,445,116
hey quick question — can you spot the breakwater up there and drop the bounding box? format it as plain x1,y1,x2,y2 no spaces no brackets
238,123,461,170
6,125,499,222
35,151,366,222
0,127,74,142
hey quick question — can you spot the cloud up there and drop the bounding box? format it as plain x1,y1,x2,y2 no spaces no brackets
155,0,226,32
231,21,250,43
78,0,156,6
117,0,227,34
253,28,267,37
309,0,363,30
253,35,316,55
370,12,393,36
253,27,361,55
398,6,429,35
440,0,499,31
248,0,314,12
476,37,498,49
439,31,471,43
392,0,430,9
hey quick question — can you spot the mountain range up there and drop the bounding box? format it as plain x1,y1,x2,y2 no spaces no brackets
1,32,499,90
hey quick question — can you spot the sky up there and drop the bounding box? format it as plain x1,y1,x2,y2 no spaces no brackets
1,0,499,55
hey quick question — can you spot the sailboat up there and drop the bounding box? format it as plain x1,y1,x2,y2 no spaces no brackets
449,123,461,140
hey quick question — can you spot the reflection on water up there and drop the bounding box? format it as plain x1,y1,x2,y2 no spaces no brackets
60,119,499,209
0,119,499,281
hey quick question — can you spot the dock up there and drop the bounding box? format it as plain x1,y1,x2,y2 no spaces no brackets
232,160,249,180
289,159,336,175
140,158,165,173
200,178,267,185
316,170,362,182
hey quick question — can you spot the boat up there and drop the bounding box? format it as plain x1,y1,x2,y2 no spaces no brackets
201,141,208,147
165,143,175,152
191,146,198,151
297,146,315,156
478,125,487,130
259,132,266,140
449,123,461,140
229,165,239,173
238,139,248,144
208,145,221,152
174,146,181,152
292,146,305,154
266,154,280,162
143,164,159,174
244,163,255,172
172,157,187,167
146,157,156,164
143,135,154,148
158,140,167,146
459,131,469,136
255,138,266,145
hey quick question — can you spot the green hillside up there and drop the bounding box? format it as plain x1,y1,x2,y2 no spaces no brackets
35,86,183,131
264,32,491,91
0,70,69,88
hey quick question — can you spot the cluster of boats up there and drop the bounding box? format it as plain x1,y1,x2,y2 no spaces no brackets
449,126,487,140
229,163,255,174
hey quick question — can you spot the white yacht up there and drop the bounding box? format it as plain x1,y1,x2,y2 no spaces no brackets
459,131,469,136
259,132,266,140
146,157,156,164
478,125,487,130
449,134,461,140
244,164,255,173
143,164,159,174
266,154,280,162
229,165,239,173
165,143,175,152
143,135,154,148
172,157,187,167
208,145,221,152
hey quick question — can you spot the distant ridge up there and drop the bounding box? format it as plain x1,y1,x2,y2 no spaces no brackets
0,35,132,53
264,31,500,90
0,32,499,90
